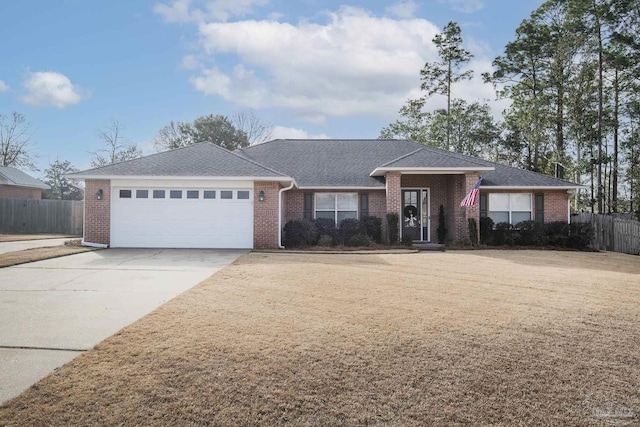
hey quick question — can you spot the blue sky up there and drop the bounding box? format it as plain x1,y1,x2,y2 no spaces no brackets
0,0,543,177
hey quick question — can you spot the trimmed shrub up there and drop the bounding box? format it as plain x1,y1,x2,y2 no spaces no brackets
317,234,334,247
468,218,478,246
386,212,399,245
544,221,569,247
567,222,594,249
437,205,447,244
362,216,382,243
346,233,371,247
516,220,546,246
479,216,494,245
493,222,515,246
282,219,318,248
314,217,336,236
401,235,413,246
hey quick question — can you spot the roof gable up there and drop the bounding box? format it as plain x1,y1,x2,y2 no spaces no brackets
69,142,289,179
0,166,49,189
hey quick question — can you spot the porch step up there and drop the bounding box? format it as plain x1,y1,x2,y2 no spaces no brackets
412,243,445,252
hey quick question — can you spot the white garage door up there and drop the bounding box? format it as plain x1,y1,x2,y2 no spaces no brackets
110,185,253,248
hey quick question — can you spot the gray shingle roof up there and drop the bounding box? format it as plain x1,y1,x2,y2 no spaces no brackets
0,166,49,189
378,147,493,169
481,163,582,187
238,139,434,187
69,142,288,179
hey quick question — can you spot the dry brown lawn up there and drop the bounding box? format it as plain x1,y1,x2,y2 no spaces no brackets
0,234,75,242
0,250,639,426
0,245,96,268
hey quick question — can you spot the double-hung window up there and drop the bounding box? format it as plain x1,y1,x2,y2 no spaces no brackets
315,193,357,225
488,193,532,226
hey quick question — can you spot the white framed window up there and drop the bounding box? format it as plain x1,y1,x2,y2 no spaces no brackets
315,193,357,225
488,193,532,226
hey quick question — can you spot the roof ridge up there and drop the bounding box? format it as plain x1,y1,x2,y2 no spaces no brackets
209,143,289,177
378,148,424,167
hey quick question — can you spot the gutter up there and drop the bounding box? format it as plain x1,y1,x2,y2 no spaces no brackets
278,181,296,249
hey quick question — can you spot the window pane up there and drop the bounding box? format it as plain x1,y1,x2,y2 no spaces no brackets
512,212,532,225
237,190,250,200
315,211,335,223
316,193,335,210
153,190,165,199
337,193,357,210
187,190,199,199
170,190,182,199
221,191,233,199
337,211,357,223
136,190,148,199
489,211,509,225
119,190,131,198
489,193,509,211
203,191,216,199
511,193,532,211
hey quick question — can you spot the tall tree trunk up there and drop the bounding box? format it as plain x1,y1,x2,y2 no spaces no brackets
556,83,565,178
594,1,604,213
446,59,452,150
612,68,619,212
590,144,595,213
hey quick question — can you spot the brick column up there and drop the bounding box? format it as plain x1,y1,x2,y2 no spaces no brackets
451,174,481,244
84,179,111,246
385,172,401,243
253,181,281,249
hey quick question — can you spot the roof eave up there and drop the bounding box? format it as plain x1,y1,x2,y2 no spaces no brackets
66,174,294,183
370,166,495,177
480,185,587,190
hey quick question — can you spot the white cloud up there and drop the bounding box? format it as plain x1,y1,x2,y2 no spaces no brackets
154,0,267,23
21,71,85,108
385,1,419,19
188,6,441,121
181,54,202,70
270,125,331,140
440,0,484,14
0,80,9,92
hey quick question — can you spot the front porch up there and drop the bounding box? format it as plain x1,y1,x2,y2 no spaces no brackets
385,172,481,244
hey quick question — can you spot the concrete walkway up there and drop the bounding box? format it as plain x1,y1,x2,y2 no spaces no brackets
0,238,74,255
0,248,246,404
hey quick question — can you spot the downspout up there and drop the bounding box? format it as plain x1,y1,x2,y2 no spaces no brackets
278,181,295,249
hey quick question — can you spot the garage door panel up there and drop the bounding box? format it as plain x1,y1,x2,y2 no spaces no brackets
111,188,253,249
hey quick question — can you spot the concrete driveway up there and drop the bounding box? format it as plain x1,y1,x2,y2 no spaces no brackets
0,238,74,255
0,248,246,404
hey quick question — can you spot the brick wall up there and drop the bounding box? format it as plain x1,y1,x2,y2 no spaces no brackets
254,181,281,249
0,185,42,199
481,189,570,223
84,180,111,245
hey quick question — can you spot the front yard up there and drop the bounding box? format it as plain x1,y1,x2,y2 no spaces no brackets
0,250,638,425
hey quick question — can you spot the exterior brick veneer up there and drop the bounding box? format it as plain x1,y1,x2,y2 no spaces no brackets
284,189,387,224
0,185,42,199
254,181,281,249
84,179,111,245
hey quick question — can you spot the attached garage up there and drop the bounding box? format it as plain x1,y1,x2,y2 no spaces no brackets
110,180,254,248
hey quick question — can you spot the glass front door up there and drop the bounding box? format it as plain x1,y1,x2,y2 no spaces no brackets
402,190,421,241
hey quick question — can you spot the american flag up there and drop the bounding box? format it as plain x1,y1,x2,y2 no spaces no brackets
460,177,483,207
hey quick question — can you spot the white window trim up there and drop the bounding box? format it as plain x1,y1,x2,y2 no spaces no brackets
314,192,358,224
488,193,533,225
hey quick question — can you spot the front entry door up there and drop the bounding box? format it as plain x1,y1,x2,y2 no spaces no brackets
402,190,421,241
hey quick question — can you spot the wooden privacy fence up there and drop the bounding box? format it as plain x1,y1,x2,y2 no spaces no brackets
0,198,83,235
571,213,640,255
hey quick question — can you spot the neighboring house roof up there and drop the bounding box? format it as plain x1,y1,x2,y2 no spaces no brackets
68,142,290,180
0,165,49,189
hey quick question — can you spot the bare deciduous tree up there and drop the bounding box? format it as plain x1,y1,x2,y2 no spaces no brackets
231,109,274,145
0,112,36,170
90,120,142,167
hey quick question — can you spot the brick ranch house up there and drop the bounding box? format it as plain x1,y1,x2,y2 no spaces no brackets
68,139,583,249
0,165,49,199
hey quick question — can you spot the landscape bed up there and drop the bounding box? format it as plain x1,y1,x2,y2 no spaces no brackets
0,250,638,425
